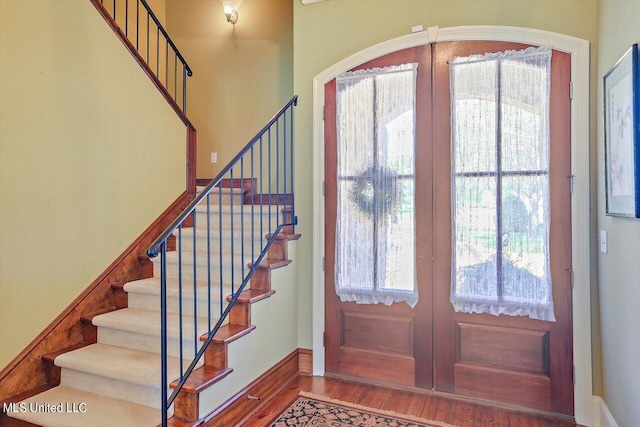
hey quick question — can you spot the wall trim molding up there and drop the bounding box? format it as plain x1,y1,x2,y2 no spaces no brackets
298,348,313,375
203,349,301,426
311,25,592,426
593,396,619,427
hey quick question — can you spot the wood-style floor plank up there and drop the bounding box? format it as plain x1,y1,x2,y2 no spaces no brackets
238,375,580,427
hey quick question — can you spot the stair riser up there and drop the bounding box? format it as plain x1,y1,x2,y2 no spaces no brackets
191,208,278,233
127,292,229,317
172,235,265,258
187,230,276,247
60,369,171,411
153,262,248,284
195,193,244,206
97,328,208,361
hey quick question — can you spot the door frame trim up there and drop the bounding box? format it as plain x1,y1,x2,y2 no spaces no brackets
311,25,592,425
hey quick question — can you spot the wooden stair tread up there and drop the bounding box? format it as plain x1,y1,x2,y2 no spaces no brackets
200,323,257,343
110,281,127,291
249,259,293,269
226,289,276,304
170,366,233,393
266,233,301,241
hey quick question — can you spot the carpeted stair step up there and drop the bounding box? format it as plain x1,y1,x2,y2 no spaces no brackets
172,227,266,258
53,343,180,410
196,186,244,206
150,250,250,284
123,277,232,317
5,385,162,427
91,307,214,360
192,204,281,232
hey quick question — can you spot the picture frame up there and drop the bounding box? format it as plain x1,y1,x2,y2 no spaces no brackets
603,43,640,218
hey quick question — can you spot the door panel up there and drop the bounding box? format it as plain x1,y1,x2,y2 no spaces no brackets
324,45,433,388
432,41,573,415
456,323,549,374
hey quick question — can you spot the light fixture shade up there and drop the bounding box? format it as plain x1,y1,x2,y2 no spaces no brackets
223,1,238,24
226,9,238,24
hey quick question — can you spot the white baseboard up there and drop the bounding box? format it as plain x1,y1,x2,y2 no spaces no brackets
593,396,619,427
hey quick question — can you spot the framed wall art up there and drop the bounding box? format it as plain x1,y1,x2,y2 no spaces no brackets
603,43,639,218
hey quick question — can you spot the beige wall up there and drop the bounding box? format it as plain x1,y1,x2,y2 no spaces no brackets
165,0,294,179
0,0,187,368
596,1,640,426
293,0,601,386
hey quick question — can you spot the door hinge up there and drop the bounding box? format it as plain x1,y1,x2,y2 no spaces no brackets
322,181,326,196
323,331,327,347
569,174,575,194
569,81,574,100
573,365,576,385
567,268,575,289
322,104,326,120
322,256,325,272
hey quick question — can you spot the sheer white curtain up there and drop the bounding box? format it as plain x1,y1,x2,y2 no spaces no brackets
449,46,555,321
335,63,418,308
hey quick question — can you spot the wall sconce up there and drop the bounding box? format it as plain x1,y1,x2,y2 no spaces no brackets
223,2,238,25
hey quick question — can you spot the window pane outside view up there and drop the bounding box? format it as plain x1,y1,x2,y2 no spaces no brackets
452,62,552,309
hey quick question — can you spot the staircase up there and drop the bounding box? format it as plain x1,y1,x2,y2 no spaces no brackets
2,184,300,427
1,1,301,425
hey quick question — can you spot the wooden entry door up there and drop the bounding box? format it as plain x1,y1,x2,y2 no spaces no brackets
324,41,574,416
324,45,434,388
431,41,573,415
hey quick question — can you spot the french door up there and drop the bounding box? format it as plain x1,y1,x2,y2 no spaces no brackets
324,41,574,415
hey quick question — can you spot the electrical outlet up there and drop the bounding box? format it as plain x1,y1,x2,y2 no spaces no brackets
210,152,218,163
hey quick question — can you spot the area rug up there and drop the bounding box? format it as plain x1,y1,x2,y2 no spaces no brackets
269,392,457,427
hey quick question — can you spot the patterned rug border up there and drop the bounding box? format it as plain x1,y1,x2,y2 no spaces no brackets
268,391,458,427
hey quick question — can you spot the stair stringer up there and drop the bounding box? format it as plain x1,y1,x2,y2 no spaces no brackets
174,238,300,423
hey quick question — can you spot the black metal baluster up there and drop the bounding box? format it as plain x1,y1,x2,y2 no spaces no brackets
156,26,160,76
283,112,287,222
268,128,272,234
207,193,211,333
230,169,235,296
251,146,255,261
160,242,168,427
276,118,280,230
218,186,224,320
136,0,139,50
290,105,295,224
177,226,184,379
240,158,245,283
125,0,129,36
192,208,197,357
182,65,187,114
260,136,264,253
146,12,150,64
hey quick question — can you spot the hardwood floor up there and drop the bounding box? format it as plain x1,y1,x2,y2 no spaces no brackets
238,375,580,427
